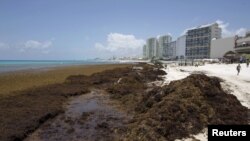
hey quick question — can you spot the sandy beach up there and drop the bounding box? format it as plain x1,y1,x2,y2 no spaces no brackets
0,63,248,141
0,63,133,141
163,63,250,109
163,63,250,141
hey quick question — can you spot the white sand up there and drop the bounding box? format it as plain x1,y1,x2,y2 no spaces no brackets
163,63,250,108
162,63,250,141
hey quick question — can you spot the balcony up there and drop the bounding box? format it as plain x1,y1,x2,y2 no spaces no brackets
235,37,250,53
235,43,250,53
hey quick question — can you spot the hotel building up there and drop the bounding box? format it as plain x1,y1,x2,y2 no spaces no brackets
235,31,250,54
146,37,158,59
185,23,222,59
158,35,172,59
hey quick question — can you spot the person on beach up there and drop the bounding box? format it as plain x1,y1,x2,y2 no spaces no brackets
246,59,249,68
236,64,241,75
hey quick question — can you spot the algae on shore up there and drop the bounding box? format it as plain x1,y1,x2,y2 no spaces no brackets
0,64,130,97
66,63,248,140
0,63,248,141
0,64,131,141
125,74,248,141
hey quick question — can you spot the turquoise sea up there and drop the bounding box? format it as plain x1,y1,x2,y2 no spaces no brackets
0,60,116,73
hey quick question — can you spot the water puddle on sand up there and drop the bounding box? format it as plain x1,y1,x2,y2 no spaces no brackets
25,89,131,141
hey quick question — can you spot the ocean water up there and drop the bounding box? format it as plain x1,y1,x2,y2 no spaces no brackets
0,60,116,73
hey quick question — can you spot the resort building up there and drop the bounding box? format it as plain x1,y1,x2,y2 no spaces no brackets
143,45,147,59
144,35,172,59
185,23,222,59
210,37,235,59
164,41,176,59
158,35,172,59
176,35,186,59
235,31,250,54
146,37,158,59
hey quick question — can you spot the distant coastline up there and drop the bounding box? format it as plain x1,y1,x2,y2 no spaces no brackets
0,60,120,73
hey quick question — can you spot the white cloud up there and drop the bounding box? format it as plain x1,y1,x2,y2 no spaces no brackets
94,43,106,50
95,33,145,57
24,40,52,49
0,40,55,59
235,28,247,36
216,20,247,37
0,42,9,49
19,40,53,53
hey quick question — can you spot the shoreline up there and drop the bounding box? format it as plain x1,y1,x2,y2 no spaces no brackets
162,63,250,141
163,63,250,108
0,60,145,74
0,63,248,141
0,62,131,74
0,63,132,97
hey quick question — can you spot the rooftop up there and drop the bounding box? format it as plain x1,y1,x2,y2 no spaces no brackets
183,22,219,35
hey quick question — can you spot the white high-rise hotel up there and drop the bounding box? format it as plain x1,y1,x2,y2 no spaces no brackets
143,35,172,59
143,34,184,60
185,23,221,59
143,22,224,60
158,35,172,58
145,37,158,59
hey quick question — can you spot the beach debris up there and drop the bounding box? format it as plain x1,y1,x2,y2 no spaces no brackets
123,74,248,141
132,66,143,71
2,63,248,141
116,78,123,84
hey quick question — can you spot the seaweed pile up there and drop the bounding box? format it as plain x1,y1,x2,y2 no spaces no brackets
0,83,90,141
105,63,166,107
1,63,248,141
119,74,249,141
70,63,248,141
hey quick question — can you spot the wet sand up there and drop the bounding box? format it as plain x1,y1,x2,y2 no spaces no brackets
25,89,131,141
0,64,131,97
1,63,248,141
0,63,132,141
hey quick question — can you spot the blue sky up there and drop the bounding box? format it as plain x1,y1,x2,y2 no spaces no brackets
0,0,249,60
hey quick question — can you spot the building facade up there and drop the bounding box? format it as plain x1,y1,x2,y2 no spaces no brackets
235,31,250,54
158,35,172,59
163,41,176,59
185,23,221,59
146,37,158,59
210,37,235,59
143,45,147,59
144,35,172,59
176,35,186,59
